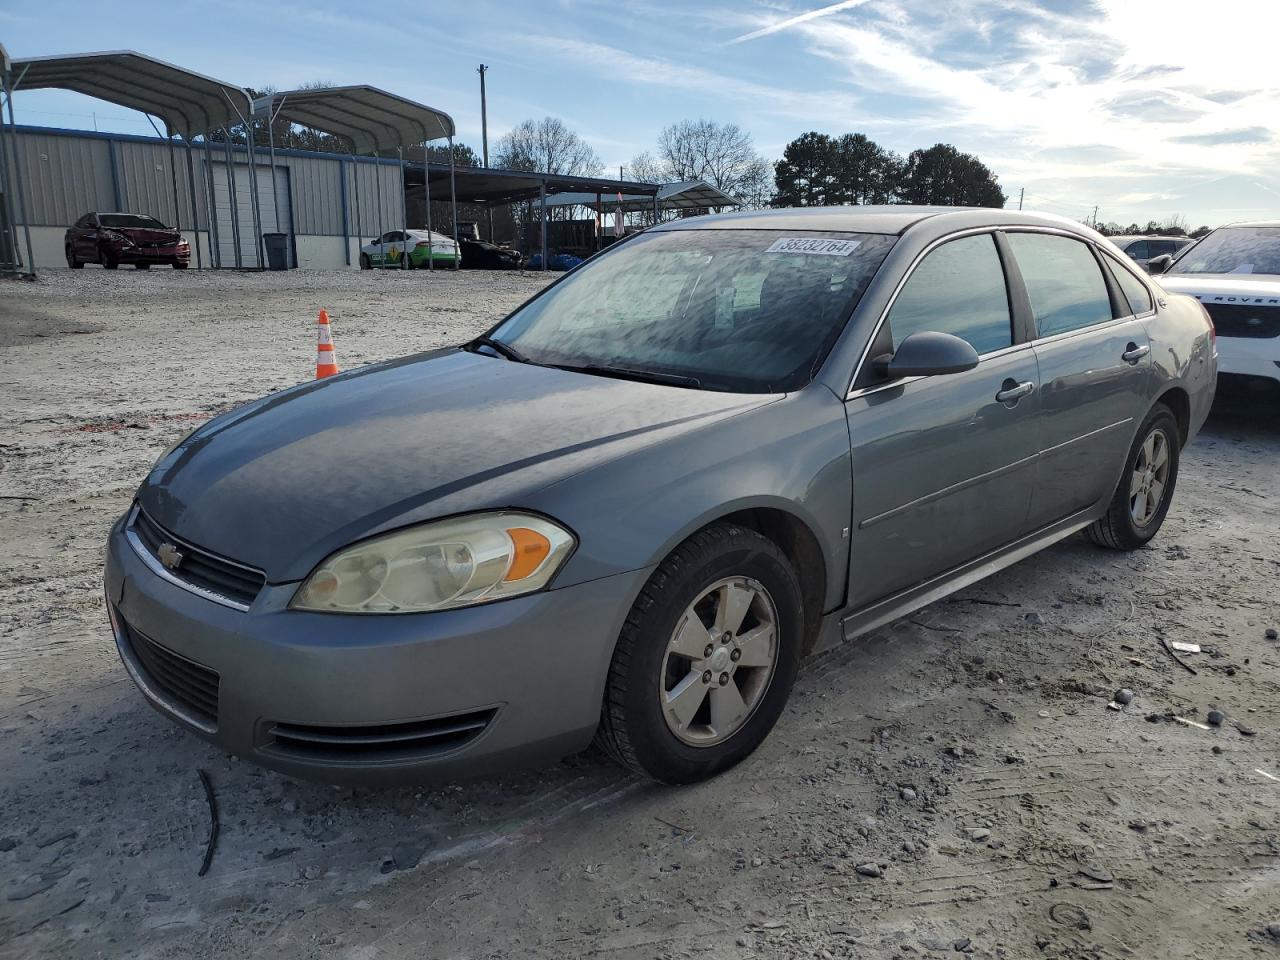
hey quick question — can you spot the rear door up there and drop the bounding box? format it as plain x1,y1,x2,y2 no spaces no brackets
845,232,1042,608
1005,231,1153,527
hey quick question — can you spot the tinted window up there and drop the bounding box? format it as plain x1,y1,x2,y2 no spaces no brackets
1125,240,1148,259
1008,233,1114,337
1105,253,1154,315
886,234,1011,354
1149,239,1177,256
492,229,895,393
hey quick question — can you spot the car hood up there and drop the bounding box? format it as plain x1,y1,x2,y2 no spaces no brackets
1157,273,1280,301
139,349,773,581
113,227,181,243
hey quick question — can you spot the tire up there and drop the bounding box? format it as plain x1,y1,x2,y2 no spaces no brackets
359,253,371,270
173,261,188,270
135,262,150,270
100,247,118,270
1086,404,1180,550
596,523,804,784
66,246,83,269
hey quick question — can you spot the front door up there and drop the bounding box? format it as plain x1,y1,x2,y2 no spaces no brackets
1003,232,1154,526
846,232,1041,609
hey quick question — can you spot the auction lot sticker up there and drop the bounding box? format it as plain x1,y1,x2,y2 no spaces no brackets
766,237,862,256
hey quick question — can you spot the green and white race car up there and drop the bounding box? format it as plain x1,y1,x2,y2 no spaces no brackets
359,229,461,269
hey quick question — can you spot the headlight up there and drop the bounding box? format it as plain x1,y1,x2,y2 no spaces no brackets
291,512,575,614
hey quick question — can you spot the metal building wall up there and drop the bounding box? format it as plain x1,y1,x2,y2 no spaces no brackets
13,130,113,225
116,139,208,230
346,160,405,239
286,153,344,236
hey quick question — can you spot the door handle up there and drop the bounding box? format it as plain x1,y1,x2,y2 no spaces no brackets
1122,343,1150,363
996,379,1035,404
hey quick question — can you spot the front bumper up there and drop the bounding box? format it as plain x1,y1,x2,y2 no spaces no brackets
114,243,190,264
1216,335,1280,383
104,514,649,784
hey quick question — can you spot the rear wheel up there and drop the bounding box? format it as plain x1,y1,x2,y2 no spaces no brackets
596,523,804,783
1087,405,1180,550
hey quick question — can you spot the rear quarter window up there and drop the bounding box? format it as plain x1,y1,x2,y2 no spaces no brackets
1104,253,1154,316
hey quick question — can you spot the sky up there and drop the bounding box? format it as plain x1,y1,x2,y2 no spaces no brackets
4,0,1279,228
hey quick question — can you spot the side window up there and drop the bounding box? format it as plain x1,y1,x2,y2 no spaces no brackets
1149,239,1176,256
1125,240,1148,260
886,234,1012,355
1007,233,1115,338
1105,253,1154,316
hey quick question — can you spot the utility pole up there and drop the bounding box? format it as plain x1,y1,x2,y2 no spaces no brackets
620,164,624,181
478,63,491,241
1017,187,1024,211
1091,205,1098,227
477,64,489,167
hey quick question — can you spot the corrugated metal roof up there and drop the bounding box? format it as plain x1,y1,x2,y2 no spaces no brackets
253,86,454,155
8,50,250,139
543,180,738,211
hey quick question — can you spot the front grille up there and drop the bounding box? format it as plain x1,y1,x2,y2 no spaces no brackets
120,619,220,728
132,508,265,607
263,709,497,764
1202,302,1280,339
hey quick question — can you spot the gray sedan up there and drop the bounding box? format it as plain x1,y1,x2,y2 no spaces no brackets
104,207,1217,785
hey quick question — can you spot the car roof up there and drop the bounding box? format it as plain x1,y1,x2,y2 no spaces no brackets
650,205,1096,237
1110,234,1190,243
1223,220,1280,229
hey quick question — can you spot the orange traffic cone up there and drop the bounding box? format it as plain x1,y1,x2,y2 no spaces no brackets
315,309,339,379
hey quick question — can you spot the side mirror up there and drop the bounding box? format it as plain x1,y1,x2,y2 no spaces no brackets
1146,254,1173,275
874,331,980,379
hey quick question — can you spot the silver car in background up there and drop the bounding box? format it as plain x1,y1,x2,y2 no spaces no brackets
1111,234,1195,272
105,207,1217,785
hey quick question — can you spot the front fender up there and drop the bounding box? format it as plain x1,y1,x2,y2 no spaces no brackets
528,387,852,612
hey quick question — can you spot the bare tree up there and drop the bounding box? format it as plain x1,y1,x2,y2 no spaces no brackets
494,117,602,177
656,119,773,207
625,150,666,184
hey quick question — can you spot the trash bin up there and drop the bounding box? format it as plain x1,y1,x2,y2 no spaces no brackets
263,232,289,271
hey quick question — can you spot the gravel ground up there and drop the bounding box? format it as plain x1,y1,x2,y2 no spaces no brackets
1,269,1278,960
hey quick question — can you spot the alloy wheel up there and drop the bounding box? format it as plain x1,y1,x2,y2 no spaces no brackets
659,577,779,746
1130,427,1171,527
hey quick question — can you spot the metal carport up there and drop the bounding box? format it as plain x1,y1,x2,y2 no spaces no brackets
542,180,740,215
410,164,662,269
1,49,265,272
253,86,457,270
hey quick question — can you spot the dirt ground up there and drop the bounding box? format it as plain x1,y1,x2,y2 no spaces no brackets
1,269,1277,960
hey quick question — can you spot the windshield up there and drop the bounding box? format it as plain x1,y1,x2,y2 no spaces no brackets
1168,227,1280,276
99,214,169,229
489,229,894,392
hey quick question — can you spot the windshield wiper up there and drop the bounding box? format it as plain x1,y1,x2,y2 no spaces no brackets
468,335,530,364
553,363,702,389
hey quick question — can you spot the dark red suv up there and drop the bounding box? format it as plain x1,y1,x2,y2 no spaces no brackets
65,212,190,270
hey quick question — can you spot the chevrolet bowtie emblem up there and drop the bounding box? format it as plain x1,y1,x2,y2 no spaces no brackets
157,542,184,571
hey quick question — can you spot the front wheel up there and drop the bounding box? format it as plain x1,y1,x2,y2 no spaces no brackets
596,523,804,783
359,253,371,270
66,246,82,269
134,262,150,270
1087,405,1180,550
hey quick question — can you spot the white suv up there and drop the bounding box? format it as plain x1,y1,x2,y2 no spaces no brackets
1153,221,1280,387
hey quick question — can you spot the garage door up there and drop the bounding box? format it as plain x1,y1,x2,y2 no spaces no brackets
210,162,289,268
